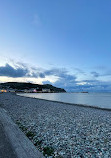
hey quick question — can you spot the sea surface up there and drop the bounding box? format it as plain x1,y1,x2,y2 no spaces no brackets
18,92,111,109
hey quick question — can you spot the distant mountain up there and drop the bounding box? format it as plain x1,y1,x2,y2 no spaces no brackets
0,82,66,93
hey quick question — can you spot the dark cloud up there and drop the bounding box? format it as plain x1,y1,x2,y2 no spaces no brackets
91,71,99,77
33,66,111,92
43,68,77,88
42,68,77,90
54,74,76,87
0,63,45,78
1,63,111,92
38,73,45,78
0,63,77,90
30,72,45,78
0,64,29,78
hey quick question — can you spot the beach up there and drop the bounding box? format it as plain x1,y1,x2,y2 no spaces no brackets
0,93,111,157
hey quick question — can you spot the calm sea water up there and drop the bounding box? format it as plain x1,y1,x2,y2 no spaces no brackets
18,92,111,109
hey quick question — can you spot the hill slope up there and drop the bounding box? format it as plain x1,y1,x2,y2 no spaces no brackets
0,82,66,93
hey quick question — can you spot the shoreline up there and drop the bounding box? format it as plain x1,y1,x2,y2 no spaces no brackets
17,93,111,112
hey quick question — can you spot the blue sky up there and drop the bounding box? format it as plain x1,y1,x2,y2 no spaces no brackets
0,0,111,91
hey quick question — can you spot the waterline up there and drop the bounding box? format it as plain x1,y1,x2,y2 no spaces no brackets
18,92,111,109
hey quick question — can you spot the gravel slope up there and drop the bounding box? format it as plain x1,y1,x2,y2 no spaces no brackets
0,93,111,158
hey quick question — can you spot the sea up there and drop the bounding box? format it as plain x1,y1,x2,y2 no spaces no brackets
18,92,111,109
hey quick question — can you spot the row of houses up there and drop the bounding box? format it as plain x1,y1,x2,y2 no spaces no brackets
24,88,51,93
0,88,52,93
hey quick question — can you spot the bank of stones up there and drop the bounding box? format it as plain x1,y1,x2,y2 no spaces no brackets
0,93,111,157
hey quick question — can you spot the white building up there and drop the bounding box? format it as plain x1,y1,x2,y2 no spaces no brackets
42,88,51,93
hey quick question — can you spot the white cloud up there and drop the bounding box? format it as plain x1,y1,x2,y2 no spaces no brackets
76,82,87,85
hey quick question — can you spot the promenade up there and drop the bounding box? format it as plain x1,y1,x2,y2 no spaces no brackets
0,106,44,158
0,120,16,158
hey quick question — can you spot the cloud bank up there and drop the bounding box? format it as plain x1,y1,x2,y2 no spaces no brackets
0,64,28,78
0,63,111,92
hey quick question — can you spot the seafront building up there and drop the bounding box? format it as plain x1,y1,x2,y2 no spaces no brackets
42,88,51,93
0,89,7,93
0,88,51,93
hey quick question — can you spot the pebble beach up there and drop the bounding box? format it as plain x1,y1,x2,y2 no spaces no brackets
0,93,111,158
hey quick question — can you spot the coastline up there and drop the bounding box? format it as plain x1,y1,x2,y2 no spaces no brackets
0,93,111,157
17,93,111,112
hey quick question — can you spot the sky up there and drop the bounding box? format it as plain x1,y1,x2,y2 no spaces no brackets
0,0,111,92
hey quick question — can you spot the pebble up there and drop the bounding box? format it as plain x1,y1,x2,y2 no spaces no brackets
0,93,111,158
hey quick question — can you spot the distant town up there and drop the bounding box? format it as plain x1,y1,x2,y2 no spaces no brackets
0,82,66,93
0,88,52,93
